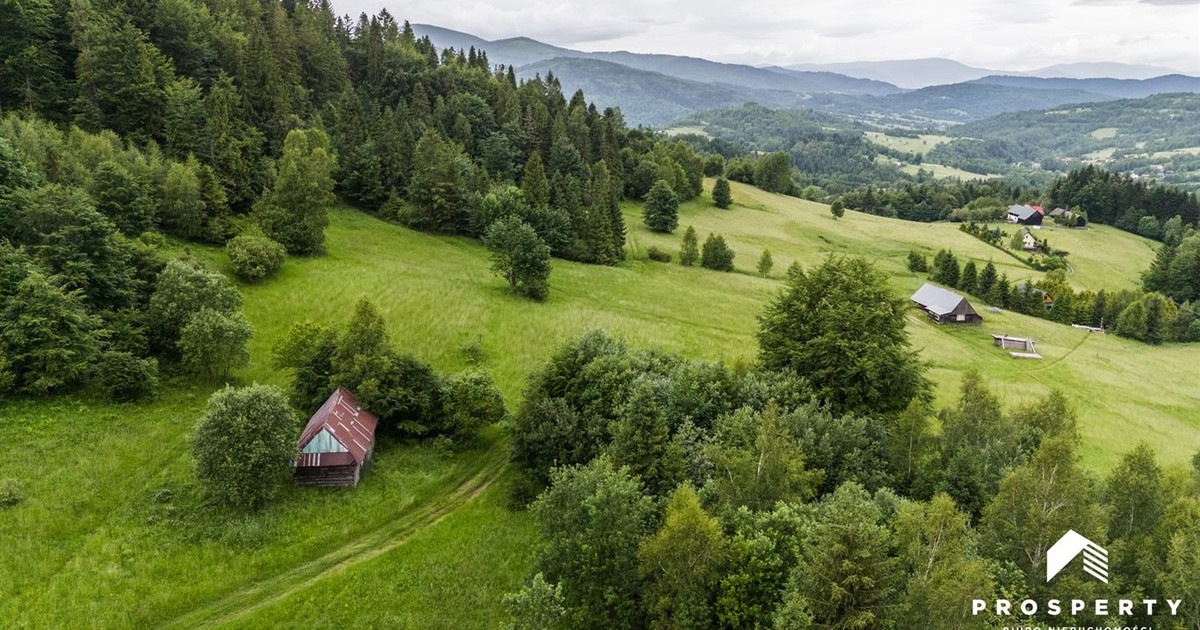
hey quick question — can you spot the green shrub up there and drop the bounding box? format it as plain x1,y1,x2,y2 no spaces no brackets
443,369,508,439
0,478,22,508
647,247,672,263
97,351,159,402
226,233,286,282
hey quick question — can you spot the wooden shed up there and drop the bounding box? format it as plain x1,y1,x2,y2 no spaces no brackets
294,387,378,487
910,283,983,324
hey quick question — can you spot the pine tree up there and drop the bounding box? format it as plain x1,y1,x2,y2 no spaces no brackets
585,204,617,266
830,199,845,219
522,153,550,209
679,226,699,266
712,176,732,209
906,250,928,273
643,179,679,233
1143,293,1169,345
590,161,625,260
203,73,265,213
931,249,960,288
960,261,978,295
89,161,155,236
1143,243,1176,293
700,233,735,272
782,483,899,629
977,261,998,298
0,264,99,394
609,380,682,496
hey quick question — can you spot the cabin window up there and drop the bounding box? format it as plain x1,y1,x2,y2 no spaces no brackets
957,314,965,321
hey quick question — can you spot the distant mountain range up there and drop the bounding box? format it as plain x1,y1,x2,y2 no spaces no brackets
411,24,1200,128
783,59,1183,89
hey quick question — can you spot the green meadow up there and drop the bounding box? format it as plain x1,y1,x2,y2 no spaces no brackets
1,178,1196,628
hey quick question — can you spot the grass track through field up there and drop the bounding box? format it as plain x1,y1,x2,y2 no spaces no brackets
154,444,510,630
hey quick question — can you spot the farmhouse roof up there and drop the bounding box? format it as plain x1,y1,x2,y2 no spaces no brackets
297,387,378,466
1007,204,1041,221
911,283,971,316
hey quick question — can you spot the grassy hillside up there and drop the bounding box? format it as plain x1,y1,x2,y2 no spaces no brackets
1,178,1195,628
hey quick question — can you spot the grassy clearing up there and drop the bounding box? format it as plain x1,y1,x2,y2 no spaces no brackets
901,162,997,180
1090,127,1119,140
1084,147,1117,160
663,125,711,138
1,176,1195,628
864,131,953,154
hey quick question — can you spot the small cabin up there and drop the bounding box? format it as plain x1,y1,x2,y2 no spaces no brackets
295,387,378,487
911,283,983,324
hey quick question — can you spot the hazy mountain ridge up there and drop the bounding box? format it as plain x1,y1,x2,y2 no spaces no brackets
784,58,1185,89
412,23,1196,128
969,74,1200,99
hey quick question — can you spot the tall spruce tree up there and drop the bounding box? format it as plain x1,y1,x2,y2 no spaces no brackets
522,153,551,209
712,176,732,209
643,179,679,233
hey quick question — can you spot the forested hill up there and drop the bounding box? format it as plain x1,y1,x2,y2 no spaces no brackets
0,0,724,398
928,93,1200,189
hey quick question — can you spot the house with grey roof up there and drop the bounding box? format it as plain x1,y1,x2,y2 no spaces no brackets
910,283,982,324
1006,204,1044,226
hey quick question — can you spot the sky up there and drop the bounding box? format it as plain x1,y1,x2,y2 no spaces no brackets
331,0,1200,74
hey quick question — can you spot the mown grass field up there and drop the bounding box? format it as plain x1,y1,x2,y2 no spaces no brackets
1,177,1196,628
864,131,953,154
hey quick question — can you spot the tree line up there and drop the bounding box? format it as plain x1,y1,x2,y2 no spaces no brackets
2,0,714,305
910,248,1200,344
503,256,1200,630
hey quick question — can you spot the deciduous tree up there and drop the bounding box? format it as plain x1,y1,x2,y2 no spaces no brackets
485,215,551,300
757,256,929,416
192,384,296,510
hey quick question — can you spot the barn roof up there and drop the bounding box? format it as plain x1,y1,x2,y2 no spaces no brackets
1007,205,1041,221
911,283,972,316
297,387,378,466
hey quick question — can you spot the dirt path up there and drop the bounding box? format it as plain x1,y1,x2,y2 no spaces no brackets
154,445,509,630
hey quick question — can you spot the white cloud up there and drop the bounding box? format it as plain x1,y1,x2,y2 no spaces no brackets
332,0,1200,74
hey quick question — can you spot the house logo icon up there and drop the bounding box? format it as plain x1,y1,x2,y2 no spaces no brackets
1046,530,1108,583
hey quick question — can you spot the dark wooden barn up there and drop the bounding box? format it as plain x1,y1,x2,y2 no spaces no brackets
294,387,378,487
1006,204,1044,226
910,283,983,324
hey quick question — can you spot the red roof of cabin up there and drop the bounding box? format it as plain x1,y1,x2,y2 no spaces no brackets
296,386,378,467
1031,205,1045,214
